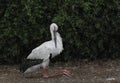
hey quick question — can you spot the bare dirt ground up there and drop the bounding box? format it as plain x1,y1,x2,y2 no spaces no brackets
1,60,120,83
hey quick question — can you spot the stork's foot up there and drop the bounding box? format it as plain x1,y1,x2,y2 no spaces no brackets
43,69,71,78
62,69,71,76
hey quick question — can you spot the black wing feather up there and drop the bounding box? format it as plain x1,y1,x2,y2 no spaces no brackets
19,59,43,73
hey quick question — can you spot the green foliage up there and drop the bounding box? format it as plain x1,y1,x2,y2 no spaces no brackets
0,0,120,64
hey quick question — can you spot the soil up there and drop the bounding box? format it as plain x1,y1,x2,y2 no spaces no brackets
1,60,120,83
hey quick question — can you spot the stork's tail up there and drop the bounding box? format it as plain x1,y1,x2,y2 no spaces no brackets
19,58,43,73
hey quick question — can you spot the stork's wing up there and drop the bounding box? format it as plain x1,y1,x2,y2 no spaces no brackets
20,59,43,73
27,41,54,60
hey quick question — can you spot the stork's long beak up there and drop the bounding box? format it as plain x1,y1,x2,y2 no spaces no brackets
53,27,57,48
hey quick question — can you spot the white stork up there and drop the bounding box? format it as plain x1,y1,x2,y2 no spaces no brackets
20,23,71,78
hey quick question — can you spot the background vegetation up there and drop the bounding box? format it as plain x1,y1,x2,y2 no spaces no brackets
0,0,120,64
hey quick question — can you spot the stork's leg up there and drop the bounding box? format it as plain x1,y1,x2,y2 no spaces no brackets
43,68,48,78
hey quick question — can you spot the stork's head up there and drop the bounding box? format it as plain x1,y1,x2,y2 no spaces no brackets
50,23,58,31
50,23,58,48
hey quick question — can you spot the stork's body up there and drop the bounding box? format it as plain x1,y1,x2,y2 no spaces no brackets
20,23,70,78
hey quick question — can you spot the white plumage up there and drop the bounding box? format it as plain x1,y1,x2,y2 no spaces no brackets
27,33,63,59
24,23,63,74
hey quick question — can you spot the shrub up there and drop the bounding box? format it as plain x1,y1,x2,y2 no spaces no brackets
0,0,119,64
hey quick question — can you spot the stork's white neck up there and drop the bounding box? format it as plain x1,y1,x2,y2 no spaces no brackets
50,30,63,47
51,32,63,58
50,29,54,40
